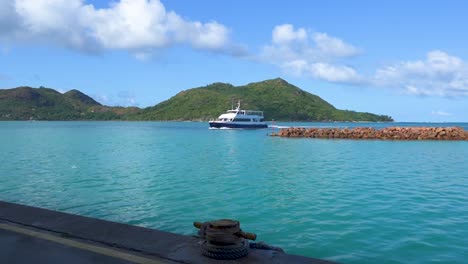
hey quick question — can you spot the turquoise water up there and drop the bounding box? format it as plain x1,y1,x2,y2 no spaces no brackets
1,121,467,263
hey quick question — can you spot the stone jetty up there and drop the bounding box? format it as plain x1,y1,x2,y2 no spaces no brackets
271,127,468,140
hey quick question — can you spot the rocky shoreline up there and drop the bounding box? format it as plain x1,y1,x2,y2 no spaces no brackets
271,127,468,140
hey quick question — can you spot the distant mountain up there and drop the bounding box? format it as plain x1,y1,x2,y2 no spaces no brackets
134,78,393,122
0,86,138,120
63,89,101,107
0,79,393,121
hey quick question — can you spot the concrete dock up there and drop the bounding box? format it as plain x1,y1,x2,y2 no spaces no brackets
0,201,335,264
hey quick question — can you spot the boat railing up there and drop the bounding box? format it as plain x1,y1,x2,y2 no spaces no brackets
234,110,262,116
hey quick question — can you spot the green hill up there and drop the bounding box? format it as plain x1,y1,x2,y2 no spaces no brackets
0,79,393,121
134,78,393,122
63,89,101,107
0,86,139,120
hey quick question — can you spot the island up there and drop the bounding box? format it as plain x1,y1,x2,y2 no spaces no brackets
0,78,393,122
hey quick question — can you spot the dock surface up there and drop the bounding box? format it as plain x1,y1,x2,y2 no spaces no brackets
0,201,335,264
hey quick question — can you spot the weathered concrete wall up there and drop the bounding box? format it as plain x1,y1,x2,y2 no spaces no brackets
271,127,468,140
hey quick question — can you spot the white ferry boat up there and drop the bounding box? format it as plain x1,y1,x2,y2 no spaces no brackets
209,101,268,129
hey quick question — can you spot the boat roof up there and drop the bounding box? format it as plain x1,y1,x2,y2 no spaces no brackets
225,100,263,115
226,109,263,114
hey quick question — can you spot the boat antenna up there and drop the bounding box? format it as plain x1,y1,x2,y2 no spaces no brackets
231,98,234,110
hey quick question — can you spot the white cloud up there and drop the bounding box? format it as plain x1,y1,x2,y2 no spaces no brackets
0,0,238,56
313,33,360,57
272,24,307,45
262,24,362,84
309,63,362,83
373,50,468,97
261,25,468,96
82,0,170,50
280,60,362,83
431,110,452,116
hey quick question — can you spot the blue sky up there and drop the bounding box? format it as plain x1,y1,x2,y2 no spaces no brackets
1,0,468,121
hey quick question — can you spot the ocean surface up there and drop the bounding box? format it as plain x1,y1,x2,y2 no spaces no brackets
1,121,467,263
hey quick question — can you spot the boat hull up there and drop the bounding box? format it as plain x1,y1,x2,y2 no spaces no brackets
209,122,268,129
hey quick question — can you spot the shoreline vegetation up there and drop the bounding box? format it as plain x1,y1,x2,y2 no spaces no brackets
0,78,393,122
271,127,468,140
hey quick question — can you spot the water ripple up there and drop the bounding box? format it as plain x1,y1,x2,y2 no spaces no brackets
1,121,468,263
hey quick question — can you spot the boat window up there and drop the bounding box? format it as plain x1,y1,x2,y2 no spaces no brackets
233,118,251,122
244,111,264,117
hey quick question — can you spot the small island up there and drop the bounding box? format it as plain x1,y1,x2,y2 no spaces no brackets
0,78,393,122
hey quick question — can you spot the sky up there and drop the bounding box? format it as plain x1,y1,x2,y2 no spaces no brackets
1,0,468,122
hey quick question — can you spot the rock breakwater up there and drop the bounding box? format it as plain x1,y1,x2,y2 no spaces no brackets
271,127,468,140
